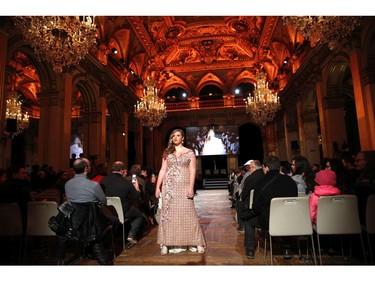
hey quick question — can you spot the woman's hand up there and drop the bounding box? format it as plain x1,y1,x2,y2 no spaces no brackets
155,188,161,199
187,189,194,199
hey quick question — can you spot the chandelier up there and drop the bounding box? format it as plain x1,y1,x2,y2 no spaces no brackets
134,77,167,130
245,71,281,126
6,90,30,136
283,16,361,50
14,16,97,73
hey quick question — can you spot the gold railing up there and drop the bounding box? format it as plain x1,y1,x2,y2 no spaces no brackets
166,98,246,112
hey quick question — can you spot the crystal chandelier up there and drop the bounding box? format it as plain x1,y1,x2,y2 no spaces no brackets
134,77,167,130
245,71,281,126
282,16,361,50
14,16,97,73
6,90,30,136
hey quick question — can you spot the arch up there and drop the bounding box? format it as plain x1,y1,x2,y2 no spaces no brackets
7,35,58,94
196,72,224,94
73,74,99,112
161,75,190,97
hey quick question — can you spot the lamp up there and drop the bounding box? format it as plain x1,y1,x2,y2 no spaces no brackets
14,16,97,73
282,16,361,50
245,71,280,126
134,76,167,131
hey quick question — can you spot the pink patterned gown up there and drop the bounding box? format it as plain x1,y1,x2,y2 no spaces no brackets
157,149,206,248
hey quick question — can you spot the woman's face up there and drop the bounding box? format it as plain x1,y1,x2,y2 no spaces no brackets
291,160,296,173
171,131,184,146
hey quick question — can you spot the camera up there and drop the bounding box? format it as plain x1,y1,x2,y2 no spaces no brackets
132,174,137,183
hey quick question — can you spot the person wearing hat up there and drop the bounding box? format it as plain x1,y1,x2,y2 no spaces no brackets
310,169,340,224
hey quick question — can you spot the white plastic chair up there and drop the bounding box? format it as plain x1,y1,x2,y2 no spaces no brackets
0,203,24,262
24,201,58,259
268,197,316,265
365,194,375,264
106,196,127,250
314,195,367,265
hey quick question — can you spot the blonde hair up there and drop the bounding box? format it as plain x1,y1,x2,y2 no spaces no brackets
162,129,184,159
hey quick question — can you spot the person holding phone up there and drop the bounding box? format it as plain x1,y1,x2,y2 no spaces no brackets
100,161,146,245
155,129,206,255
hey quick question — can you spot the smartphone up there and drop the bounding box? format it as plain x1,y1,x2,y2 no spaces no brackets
132,174,137,183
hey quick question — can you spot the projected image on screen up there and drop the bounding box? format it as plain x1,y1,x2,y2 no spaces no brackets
70,135,83,159
186,125,239,156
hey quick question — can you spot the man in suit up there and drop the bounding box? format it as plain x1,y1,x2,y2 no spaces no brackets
238,156,298,259
101,161,146,245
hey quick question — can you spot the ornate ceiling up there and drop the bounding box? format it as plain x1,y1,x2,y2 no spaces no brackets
5,16,312,108
95,16,308,96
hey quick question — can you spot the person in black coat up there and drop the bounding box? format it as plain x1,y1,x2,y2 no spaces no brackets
238,156,297,259
100,161,146,244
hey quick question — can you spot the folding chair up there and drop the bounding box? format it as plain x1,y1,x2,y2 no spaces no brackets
314,195,367,265
24,201,58,260
268,197,316,265
106,196,127,250
0,203,24,262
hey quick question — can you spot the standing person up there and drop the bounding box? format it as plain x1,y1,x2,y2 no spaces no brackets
101,161,146,245
155,129,206,255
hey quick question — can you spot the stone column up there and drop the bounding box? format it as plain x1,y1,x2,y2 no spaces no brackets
37,89,68,170
350,49,375,150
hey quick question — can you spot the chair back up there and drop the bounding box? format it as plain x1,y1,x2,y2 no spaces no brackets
26,201,58,236
0,203,23,236
366,194,375,234
249,189,254,209
269,197,312,236
106,196,125,224
316,195,361,235
298,191,308,197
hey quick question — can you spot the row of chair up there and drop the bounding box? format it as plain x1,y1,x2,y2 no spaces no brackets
265,194,375,265
0,197,128,264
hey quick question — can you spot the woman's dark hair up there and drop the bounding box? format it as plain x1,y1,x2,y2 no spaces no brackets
292,155,316,194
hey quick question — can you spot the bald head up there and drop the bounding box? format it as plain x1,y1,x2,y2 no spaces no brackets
73,158,90,174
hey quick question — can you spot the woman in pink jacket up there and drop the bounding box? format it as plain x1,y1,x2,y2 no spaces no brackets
310,169,341,224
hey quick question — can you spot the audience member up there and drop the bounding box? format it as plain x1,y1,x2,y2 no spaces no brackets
100,161,147,245
238,156,297,260
326,158,352,194
309,169,340,224
0,165,31,230
55,158,110,265
291,155,316,195
353,150,375,224
237,160,264,234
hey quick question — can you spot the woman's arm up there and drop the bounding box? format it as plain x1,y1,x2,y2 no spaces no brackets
187,151,196,199
155,157,168,199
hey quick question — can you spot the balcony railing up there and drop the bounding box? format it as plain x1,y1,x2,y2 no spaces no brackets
166,97,246,112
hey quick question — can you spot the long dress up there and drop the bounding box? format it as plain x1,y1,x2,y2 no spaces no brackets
157,149,206,248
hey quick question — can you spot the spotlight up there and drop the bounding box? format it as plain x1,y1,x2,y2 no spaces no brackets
111,48,118,55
